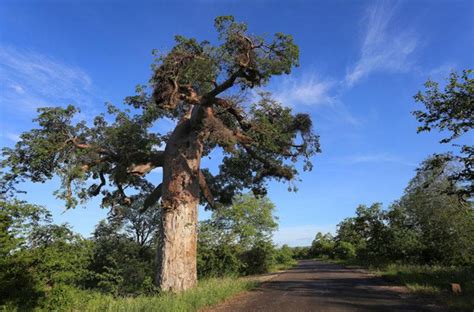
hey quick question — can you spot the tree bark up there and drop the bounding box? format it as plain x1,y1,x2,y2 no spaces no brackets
155,118,203,292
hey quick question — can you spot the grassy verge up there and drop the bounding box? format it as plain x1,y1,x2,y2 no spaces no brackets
270,259,298,272
1,277,257,312
318,258,474,311
373,264,474,311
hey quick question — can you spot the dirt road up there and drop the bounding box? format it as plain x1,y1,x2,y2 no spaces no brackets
208,260,440,312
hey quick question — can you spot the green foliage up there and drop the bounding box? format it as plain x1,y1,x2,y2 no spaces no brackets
274,244,294,265
414,69,473,143
1,103,161,209
197,193,281,277
289,246,310,260
0,197,163,310
88,219,156,295
38,284,93,312
212,193,278,248
333,241,356,260
197,220,242,277
29,224,92,288
413,69,473,197
325,155,474,267
240,240,275,275
335,203,390,261
1,277,255,312
0,200,93,309
0,200,47,308
1,15,318,212
395,156,474,266
310,232,335,258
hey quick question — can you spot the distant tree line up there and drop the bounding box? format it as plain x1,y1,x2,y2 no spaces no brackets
308,154,474,266
307,69,474,266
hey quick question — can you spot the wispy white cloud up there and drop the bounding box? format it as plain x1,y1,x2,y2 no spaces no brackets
0,45,95,113
345,1,418,87
273,75,336,107
427,63,456,79
342,152,416,167
0,132,21,142
273,224,337,247
269,73,361,126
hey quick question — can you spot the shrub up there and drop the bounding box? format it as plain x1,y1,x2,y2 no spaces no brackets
334,241,356,260
240,241,275,275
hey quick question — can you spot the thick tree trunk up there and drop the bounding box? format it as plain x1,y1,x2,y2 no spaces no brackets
155,119,203,292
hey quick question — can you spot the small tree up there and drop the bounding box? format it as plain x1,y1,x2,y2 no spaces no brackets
88,219,155,295
310,232,335,258
197,193,278,277
1,16,319,291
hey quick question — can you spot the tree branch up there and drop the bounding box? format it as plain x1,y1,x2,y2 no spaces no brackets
127,151,165,176
90,171,106,196
205,69,243,99
214,97,251,131
143,183,163,211
66,137,112,156
199,170,215,208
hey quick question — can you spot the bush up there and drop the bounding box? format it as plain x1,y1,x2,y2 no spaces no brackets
40,284,82,311
310,232,335,258
274,245,294,265
240,241,275,275
291,246,310,260
333,241,356,260
197,243,242,278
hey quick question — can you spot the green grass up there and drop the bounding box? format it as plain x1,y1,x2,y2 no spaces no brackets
270,259,298,272
373,264,474,311
1,277,257,312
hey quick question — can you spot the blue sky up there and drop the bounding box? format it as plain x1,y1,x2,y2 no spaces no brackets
1,0,473,246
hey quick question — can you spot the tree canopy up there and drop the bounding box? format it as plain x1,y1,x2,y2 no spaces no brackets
413,69,473,197
0,15,320,213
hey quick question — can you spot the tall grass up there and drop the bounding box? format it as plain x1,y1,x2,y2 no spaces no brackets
1,277,257,312
372,264,474,311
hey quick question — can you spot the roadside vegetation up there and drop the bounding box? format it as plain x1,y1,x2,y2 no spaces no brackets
307,155,474,310
0,194,295,311
305,69,474,311
1,277,256,312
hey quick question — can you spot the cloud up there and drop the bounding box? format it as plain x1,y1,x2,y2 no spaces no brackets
0,45,95,113
0,132,21,142
342,152,416,166
273,75,336,107
269,73,361,126
427,63,456,79
273,224,337,247
345,1,418,87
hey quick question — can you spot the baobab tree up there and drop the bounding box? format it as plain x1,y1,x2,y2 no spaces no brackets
1,16,320,292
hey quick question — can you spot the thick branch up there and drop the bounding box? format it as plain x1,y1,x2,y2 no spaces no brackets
116,183,131,205
66,137,112,156
143,183,163,211
90,171,106,196
214,97,251,131
127,151,165,176
205,69,243,99
199,170,215,208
